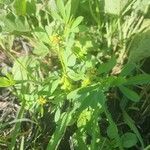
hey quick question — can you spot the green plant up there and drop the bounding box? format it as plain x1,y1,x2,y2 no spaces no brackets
0,0,150,149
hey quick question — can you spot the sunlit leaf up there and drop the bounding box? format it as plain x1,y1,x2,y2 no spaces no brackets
105,0,129,15
71,16,83,31
56,0,66,19
13,0,26,15
129,30,150,62
0,76,15,87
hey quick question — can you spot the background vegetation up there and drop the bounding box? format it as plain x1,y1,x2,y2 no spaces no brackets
0,0,150,149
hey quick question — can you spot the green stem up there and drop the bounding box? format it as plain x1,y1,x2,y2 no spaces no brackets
91,108,99,150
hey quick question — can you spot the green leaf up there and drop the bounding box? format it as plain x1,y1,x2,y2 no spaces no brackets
1,14,30,33
144,145,150,150
122,110,144,148
107,124,118,139
140,19,150,31
65,0,71,23
48,0,62,22
0,76,15,87
67,69,83,81
121,132,138,148
67,88,81,100
120,63,136,76
119,86,140,102
71,16,83,31
66,53,76,67
46,111,73,150
133,0,150,13
129,30,150,62
111,76,127,87
33,27,49,44
104,0,129,15
77,108,92,127
12,56,38,81
71,0,80,16
54,108,61,122
13,0,26,16
56,0,66,19
51,79,60,94
33,41,49,57
26,0,36,15
125,74,150,85
78,89,105,112
98,57,116,74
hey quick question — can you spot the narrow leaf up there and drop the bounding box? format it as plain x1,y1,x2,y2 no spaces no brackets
119,86,140,102
56,0,66,19
65,0,71,23
120,63,136,76
122,110,144,148
71,16,83,30
0,76,15,87
125,74,150,85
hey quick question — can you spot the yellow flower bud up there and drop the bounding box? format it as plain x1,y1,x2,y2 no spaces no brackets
61,75,73,91
38,96,47,105
50,34,61,45
81,77,91,87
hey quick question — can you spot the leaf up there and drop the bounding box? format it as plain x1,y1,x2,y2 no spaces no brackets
0,76,15,87
1,14,30,33
140,19,150,31
98,57,116,74
33,41,49,57
125,74,150,85
65,0,71,23
48,0,63,22
71,0,80,16
67,53,76,67
107,124,118,139
33,27,49,44
12,56,38,81
105,0,129,15
12,59,28,81
133,0,150,13
122,110,144,148
67,88,81,100
51,79,60,94
26,0,36,15
71,16,83,31
13,0,26,16
121,132,138,148
144,145,150,150
56,0,66,19
111,76,127,87
129,30,150,63
120,63,136,76
54,108,61,122
46,111,73,150
78,89,105,112
119,86,140,102
67,69,83,81
77,108,92,127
